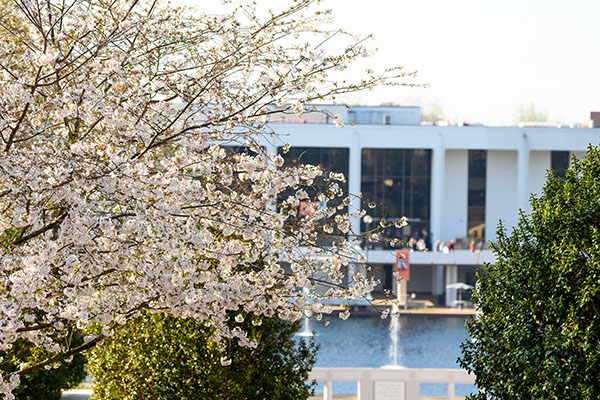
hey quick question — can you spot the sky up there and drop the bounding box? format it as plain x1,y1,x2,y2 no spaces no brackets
191,0,600,125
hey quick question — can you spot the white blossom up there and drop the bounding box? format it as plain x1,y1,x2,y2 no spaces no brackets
333,114,344,128
0,0,415,394
339,310,350,320
394,217,409,228
220,356,232,366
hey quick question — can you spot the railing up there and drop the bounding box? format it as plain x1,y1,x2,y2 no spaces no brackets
309,367,475,400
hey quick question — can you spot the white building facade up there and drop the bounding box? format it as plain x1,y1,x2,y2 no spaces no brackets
263,106,599,306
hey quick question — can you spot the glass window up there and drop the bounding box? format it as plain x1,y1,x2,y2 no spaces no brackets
278,147,349,197
551,151,569,180
468,150,486,239
222,145,260,157
278,147,350,242
361,149,431,249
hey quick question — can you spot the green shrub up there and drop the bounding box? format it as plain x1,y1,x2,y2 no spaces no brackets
459,145,600,399
87,312,317,400
1,335,87,400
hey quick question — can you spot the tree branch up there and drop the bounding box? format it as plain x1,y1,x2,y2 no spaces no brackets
12,210,67,246
17,334,106,376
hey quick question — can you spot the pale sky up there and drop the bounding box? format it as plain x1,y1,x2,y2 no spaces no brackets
188,0,600,125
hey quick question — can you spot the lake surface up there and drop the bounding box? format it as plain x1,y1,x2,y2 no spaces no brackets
299,315,477,396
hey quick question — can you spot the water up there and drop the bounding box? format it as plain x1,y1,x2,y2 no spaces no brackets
296,316,314,337
387,305,400,367
298,314,476,397
296,288,314,338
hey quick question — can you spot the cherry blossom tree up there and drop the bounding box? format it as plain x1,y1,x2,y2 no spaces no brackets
0,0,415,395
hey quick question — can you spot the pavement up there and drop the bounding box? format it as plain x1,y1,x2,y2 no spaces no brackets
392,307,476,316
61,389,91,400
344,298,477,317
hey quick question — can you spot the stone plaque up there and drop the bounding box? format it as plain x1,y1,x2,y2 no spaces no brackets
375,381,405,400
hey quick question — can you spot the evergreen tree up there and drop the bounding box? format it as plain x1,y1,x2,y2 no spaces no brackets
87,312,317,400
460,145,600,399
1,336,86,400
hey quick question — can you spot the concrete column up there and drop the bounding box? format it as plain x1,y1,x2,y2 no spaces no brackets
486,150,519,242
347,259,358,290
357,379,374,400
264,141,278,156
527,151,551,208
349,130,362,235
345,132,362,290
432,265,444,296
430,133,445,249
447,382,455,400
442,150,468,242
517,133,529,212
406,381,420,400
397,279,408,308
264,140,279,217
323,381,333,400
445,265,458,307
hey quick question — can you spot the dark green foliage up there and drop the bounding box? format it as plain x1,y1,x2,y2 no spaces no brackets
2,335,87,400
459,145,600,399
87,312,317,400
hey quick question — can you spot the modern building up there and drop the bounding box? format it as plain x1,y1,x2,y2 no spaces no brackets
263,105,599,306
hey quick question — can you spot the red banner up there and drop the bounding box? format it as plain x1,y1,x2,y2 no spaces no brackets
299,201,318,216
299,201,326,216
395,250,410,281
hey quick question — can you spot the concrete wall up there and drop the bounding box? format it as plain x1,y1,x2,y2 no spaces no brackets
442,150,468,242
365,249,496,266
486,150,518,242
406,266,433,293
570,150,588,166
526,150,551,212
273,123,599,247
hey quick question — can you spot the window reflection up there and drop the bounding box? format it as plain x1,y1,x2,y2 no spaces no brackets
278,147,350,243
361,148,431,249
551,151,569,180
467,150,486,239
278,147,349,199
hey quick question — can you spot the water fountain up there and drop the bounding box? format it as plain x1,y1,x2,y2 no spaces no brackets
382,304,404,369
309,312,474,396
296,314,314,337
296,288,314,337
